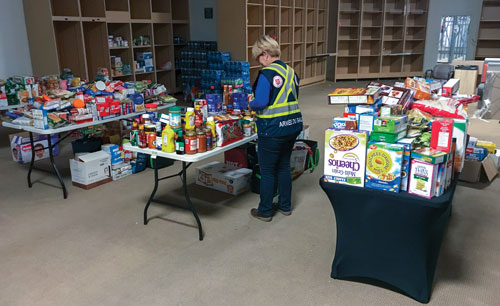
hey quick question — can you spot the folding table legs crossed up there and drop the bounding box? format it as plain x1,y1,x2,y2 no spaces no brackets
143,160,204,241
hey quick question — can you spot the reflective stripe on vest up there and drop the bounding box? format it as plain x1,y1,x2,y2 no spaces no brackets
258,63,299,119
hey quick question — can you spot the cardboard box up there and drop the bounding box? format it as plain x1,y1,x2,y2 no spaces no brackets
380,86,412,107
328,87,380,105
370,130,406,143
373,115,408,133
70,151,111,188
435,162,447,197
452,119,468,172
290,149,308,177
196,161,252,195
408,160,439,199
411,147,448,164
345,104,378,114
430,118,454,153
476,140,496,154
405,78,431,100
397,138,415,191
358,114,376,132
111,162,133,181
332,117,357,130
32,109,49,129
459,154,498,183
9,133,59,164
465,146,488,161
324,129,367,187
442,79,460,97
365,142,404,193
101,144,124,164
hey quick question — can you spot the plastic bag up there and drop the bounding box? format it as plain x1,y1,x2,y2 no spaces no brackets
408,108,433,130
411,98,468,119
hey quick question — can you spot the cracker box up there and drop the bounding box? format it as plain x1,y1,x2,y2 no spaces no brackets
370,130,407,143
411,147,448,164
328,87,380,105
430,118,454,153
408,159,439,199
397,138,416,191
373,115,408,133
324,129,368,187
365,142,404,193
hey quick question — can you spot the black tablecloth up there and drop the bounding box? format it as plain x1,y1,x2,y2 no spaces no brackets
320,178,458,303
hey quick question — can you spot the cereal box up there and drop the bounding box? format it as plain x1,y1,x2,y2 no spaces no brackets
324,129,367,187
430,118,454,153
408,160,439,199
411,147,448,164
365,142,404,193
397,138,416,191
370,130,407,143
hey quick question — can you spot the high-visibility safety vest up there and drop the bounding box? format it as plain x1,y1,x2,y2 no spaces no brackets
253,60,303,137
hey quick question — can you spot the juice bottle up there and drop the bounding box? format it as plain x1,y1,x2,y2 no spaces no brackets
138,124,147,148
185,107,195,130
176,131,185,155
206,116,217,149
130,121,139,146
162,124,175,153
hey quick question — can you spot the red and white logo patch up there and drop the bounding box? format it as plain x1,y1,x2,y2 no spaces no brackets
272,76,283,88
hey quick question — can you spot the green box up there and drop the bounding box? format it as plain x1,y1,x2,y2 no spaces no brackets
369,130,407,143
411,147,448,164
373,115,408,133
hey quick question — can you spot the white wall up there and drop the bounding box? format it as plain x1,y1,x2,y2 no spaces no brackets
0,0,32,78
423,0,482,70
189,0,217,41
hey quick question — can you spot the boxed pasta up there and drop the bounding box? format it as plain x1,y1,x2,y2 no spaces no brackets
409,160,439,199
365,142,404,193
324,129,368,187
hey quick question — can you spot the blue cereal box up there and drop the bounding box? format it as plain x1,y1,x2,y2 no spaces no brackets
365,142,404,193
396,138,415,191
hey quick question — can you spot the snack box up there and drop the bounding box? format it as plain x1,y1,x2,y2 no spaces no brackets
397,138,416,191
411,147,448,164
373,115,408,134
328,87,380,105
370,130,407,143
408,160,439,199
365,142,404,193
345,104,378,114
332,117,358,130
465,146,488,161
476,140,496,154
430,118,454,153
405,77,431,100
324,129,368,187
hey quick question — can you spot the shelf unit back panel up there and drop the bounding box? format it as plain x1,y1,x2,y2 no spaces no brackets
476,1,500,59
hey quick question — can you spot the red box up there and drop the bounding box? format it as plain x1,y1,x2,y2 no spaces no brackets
96,97,111,117
110,100,121,115
430,119,454,153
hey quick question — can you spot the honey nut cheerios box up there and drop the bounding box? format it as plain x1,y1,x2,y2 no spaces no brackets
324,129,367,187
365,142,404,193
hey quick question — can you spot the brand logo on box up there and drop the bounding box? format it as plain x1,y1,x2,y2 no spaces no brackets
414,165,429,178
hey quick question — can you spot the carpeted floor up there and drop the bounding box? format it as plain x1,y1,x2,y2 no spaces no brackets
0,81,499,306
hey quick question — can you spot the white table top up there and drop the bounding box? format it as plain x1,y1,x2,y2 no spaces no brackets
123,134,258,163
2,102,176,134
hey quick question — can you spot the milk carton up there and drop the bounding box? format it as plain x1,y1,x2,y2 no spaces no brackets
324,129,367,187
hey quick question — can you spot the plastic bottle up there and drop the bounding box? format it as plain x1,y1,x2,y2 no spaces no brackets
176,131,185,155
130,121,139,146
138,124,147,148
185,107,195,130
162,124,175,153
206,117,217,149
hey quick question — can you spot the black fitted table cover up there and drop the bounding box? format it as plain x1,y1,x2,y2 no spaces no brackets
319,178,458,303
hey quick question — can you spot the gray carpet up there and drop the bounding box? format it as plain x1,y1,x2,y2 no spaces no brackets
1,81,499,306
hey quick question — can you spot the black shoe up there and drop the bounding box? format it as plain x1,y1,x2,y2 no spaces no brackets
250,208,272,222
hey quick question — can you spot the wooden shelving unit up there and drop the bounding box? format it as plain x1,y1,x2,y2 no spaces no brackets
23,0,189,94
476,0,500,59
334,0,428,81
217,0,329,87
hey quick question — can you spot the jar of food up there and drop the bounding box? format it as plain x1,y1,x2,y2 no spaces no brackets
205,128,213,151
145,103,158,121
197,129,207,153
185,131,198,155
243,120,252,137
169,106,182,129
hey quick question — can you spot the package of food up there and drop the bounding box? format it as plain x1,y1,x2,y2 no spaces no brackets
358,114,376,132
465,146,488,161
408,160,439,199
380,105,405,117
328,87,380,105
369,130,407,143
365,142,404,193
434,162,447,197
373,115,408,133
332,117,358,130
405,77,431,100
324,129,368,187
216,119,243,147
430,118,454,153
412,98,468,119
476,140,496,154
411,147,448,164
380,87,412,108
408,108,433,130
397,138,416,191
413,132,432,149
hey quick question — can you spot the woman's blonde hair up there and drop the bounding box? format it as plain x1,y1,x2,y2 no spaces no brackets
251,35,281,59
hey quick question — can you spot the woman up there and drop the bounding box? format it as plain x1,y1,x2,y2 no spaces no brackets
249,35,303,222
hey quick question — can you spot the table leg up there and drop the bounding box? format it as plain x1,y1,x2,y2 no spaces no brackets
143,157,160,225
27,132,35,188
182,161,203,241
47,134,67,199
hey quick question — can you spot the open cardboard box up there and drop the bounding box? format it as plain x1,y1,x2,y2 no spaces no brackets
459,152,499,183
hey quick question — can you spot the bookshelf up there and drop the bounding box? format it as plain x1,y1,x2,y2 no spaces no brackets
217,0,329,87
23,0,189,94
334,0,428,81
475,0,500,59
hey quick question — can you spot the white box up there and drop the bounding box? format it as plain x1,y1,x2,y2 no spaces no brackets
70,151,111,186
358,114,376,132
196,161,252,195
442,78,460,97
408,160,439,199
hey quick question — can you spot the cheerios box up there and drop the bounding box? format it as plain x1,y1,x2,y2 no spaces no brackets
365,142,404,193
324,129,368,187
